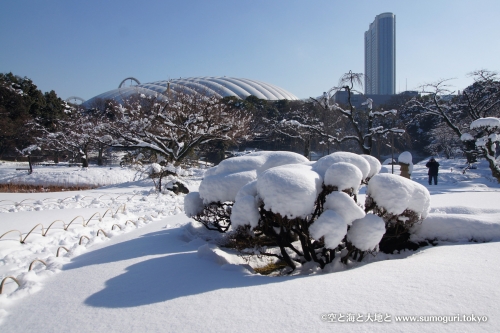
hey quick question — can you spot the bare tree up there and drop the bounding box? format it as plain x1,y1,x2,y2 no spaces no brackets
462,118,500,182
267,100,341,158
29,108,105,167
308,71,404,155
403,70,500,163
102,90,253,164
425,123,463,159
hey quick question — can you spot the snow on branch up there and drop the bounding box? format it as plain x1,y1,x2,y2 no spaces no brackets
101,91,253,164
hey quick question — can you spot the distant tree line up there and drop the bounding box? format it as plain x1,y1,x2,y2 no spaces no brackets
1,70,499,181
0,73,69,157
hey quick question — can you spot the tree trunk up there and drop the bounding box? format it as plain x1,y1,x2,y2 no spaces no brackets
97,144,104,166
81,148,89,168
304,135,310,159
484,140,500,183
463,140,478,163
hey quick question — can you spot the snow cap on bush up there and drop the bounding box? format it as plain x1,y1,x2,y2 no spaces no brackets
361,155,382,179
324,162,363,192
313,152,371,180
203,151,309,178
199,170,257,204
199,151,308,203
148,163,162,174
367,173,431,219
347,214,386,251
257,164,322,218
184,192,204,217
309,210,347,249
324,191,365,225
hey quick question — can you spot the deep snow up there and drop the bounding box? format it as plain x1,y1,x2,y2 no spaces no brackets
1,157,500,332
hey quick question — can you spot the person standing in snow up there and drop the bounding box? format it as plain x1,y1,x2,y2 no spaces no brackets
426,158,440,185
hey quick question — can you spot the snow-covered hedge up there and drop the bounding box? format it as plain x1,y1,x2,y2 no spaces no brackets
186,151,430,271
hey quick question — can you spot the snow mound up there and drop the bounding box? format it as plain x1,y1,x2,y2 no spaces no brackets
324,191,365,225
347,214,386,251
309,210,347,249
367,173,431,219
313,152,371,180
257,164,322,218
197,244,246,266
411,212,500,242
361,154,382,179
199,151,308,203
324,162,363,192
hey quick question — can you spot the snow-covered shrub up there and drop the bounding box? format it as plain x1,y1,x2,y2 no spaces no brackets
345,214,386,261
186,151,425,272
323,162,363,198
364,173,430,252
257,164,322,218
146,162,189,194
199,151,309,203
347,215,386,250
184,192,204,217
188,151,309,233
463,117,500,183
361,154,382,181
313,151,371,182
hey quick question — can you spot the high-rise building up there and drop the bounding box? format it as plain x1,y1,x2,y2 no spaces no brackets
364,12,396,95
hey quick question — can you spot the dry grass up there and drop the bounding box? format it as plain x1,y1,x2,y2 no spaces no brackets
253,261,288,275
0,183,95,193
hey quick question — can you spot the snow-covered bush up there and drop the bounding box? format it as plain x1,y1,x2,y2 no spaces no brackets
462,117,500,183
361,154,382,181
186,151,427,272
199,151,309,203
146,162,189,194
190,151,309,232
364,173,430,252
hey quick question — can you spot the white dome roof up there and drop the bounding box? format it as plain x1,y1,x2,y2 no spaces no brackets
83,76,298,107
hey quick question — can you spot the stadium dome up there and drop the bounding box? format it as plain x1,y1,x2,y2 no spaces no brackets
83,76,299,107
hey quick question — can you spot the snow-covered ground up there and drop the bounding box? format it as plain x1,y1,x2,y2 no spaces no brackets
0,161,142,188
0,157,499,332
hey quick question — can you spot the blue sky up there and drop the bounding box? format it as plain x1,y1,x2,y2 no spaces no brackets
1,0,499,101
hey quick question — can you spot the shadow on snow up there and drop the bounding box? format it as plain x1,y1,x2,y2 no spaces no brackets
64,227,294,308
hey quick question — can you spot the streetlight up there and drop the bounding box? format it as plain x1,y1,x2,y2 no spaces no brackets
390,112,396,174
391,130,394,174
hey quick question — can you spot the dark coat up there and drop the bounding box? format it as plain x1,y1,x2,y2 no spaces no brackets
426,161,440,175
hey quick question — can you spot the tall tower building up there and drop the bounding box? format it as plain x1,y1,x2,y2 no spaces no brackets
364,12,396,95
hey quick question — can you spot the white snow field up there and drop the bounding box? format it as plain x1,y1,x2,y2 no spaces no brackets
1,157,500,332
